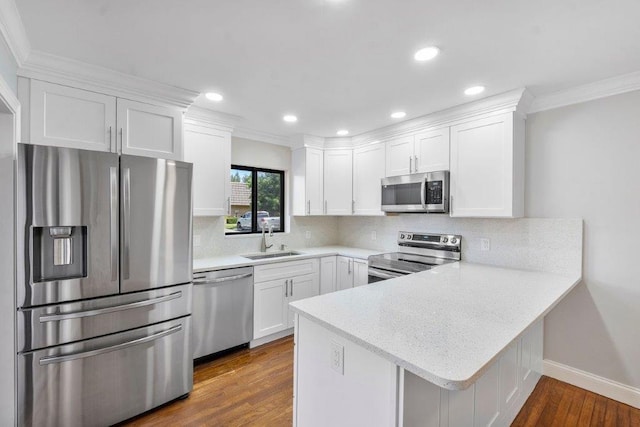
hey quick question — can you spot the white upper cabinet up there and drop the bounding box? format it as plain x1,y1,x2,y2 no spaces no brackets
117,99,183,161
449,112,524,218
353,142,385,216
414,128,450,173
19,78,185,161
385,136,414,177
292,147,324,215
324,149,353,215
183,123,231,216
28,80,116,152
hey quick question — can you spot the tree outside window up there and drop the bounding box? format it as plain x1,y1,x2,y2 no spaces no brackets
226,166,284,234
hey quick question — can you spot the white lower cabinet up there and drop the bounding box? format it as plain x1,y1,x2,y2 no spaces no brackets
253,259,320,340
337,256,368,290
253,279,288,339
320,256,337,294
353,259,368,287
294,318,543,427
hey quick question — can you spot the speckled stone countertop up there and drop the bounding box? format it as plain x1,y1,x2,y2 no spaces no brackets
289,262,581,391
193,246,381,273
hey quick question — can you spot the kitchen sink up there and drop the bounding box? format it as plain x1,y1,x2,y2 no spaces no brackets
243,251,303,260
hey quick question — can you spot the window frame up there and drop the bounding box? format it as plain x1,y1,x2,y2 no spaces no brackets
228,165,286,235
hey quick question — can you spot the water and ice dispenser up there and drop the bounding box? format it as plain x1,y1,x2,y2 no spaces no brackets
32,225,88,282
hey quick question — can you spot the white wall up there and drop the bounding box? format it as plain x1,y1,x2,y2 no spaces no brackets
193,136,340,259
526,90,640,389
0,37,16,94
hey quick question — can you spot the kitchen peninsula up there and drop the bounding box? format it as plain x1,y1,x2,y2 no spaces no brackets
290,262,582,427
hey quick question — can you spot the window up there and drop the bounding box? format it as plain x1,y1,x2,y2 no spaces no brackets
226,165,285,234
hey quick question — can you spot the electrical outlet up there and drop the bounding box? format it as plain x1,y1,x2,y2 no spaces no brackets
330,341,344,375
480,238,491,251
193,235,201,247
371,231,377,241
305,231,312,240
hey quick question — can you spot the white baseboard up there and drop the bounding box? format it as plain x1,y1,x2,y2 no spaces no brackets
543,359,640,409
249,328,293,348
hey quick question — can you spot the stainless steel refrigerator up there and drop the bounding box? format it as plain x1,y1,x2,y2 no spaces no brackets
16,144,194,427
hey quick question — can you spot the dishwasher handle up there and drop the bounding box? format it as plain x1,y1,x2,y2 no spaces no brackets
193,272,253,285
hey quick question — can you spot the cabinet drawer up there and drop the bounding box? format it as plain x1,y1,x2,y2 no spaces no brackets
254,258,319,283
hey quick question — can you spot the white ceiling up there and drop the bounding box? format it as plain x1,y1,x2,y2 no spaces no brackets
15,0,640,137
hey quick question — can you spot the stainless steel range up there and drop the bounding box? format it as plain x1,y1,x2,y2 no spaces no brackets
367,232,462,283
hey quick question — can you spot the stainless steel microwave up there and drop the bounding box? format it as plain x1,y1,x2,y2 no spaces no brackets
381,171,449,213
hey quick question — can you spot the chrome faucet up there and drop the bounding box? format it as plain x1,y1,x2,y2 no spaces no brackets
261,223,274,252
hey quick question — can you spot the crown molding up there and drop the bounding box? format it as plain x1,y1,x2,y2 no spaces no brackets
233,126,292,147
0,0,30,66
185,106,241,132
530,71,640,114
288,88,531,150
350,88,531,146
18,50,200,109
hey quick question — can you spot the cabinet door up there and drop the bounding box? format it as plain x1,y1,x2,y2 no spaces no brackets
253,279,288,339
353,259,369,287
414,128,450,172
183,124,231,216
385,136,414,177
117,99,184,161
353,143,385,215
336,256,354,291
324,149,353,215
450,113,522,217
320,256,337,295
306,148,324,215
287,273,320,327
29,80,116,151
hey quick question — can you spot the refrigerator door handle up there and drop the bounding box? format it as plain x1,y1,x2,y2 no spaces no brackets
37,291,183,323
109,166,118,282
122,167,131,280
38,325,182,366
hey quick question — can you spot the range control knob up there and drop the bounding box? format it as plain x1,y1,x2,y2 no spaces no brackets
407,234,413,240
400,234,405,239
441,237,448,243
450,238,458,244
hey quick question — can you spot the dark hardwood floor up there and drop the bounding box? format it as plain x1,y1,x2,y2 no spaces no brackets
123,336,640,426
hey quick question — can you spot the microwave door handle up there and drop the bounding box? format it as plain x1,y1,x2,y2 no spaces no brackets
421,177,427,209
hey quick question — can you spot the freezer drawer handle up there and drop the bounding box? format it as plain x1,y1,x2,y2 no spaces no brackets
38,291,183,323
38,324,183,366
192,272,253,285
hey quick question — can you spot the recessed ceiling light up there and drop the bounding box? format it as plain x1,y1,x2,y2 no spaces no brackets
414,46,440,62
464,86,485,96
283,115,298,123
336,129,349,136
205,92,223,102
391,111,406,119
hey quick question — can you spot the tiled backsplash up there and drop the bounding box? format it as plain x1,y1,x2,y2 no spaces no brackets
193,216,340,259
194,214,582,277
337,216,583,277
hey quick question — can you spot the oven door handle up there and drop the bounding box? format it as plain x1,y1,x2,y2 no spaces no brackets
368,268,404,280
421,176,427,209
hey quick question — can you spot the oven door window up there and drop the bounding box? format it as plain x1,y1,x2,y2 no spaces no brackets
381,183,422,206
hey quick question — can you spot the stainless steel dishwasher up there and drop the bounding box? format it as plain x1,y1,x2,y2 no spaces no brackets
192,266,254,359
